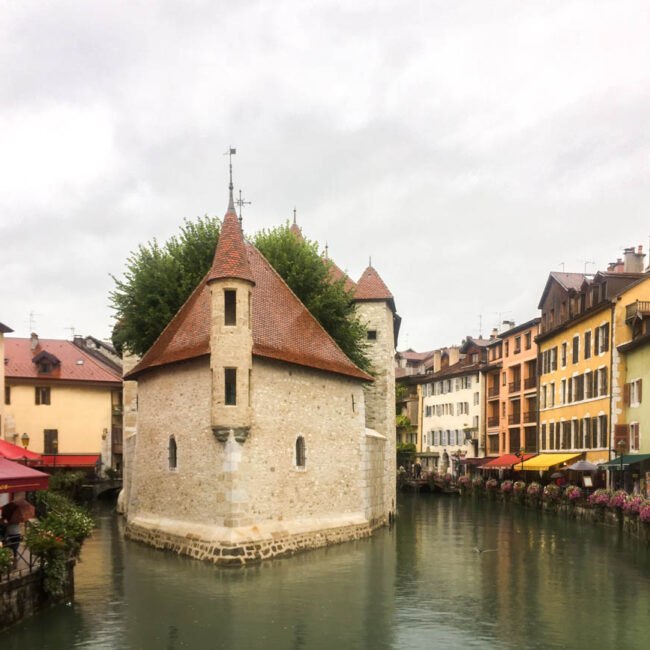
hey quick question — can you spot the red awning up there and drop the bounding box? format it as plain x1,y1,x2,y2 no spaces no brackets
0,439,43,463
40,454,100,468
481,454,536,470
0,458,50,493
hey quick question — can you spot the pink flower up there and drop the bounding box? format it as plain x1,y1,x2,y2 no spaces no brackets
640,505,650,524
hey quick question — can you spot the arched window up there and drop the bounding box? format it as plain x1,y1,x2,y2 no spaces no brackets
295,436,306,468
168,436,177,470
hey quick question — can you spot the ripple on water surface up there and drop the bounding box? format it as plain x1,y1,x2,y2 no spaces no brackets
1,496,649,649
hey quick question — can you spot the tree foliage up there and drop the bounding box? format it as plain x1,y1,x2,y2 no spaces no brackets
110,217,370,372
110,216,220,356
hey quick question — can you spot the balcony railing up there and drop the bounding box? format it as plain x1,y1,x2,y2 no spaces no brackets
625,300,650,324
524,377,537,390
488,386,499,398
523,411,536,423
509,380,521,393
508,413,521,425
487,416,500,427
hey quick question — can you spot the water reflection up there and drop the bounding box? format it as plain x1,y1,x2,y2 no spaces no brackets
2,495,649,649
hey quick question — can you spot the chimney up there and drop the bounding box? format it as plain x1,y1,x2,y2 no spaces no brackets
502,320,515,331
448,346,460,366
623,246,645,274
433,350,442,373
614,258,624,273
490,328,498,340
30,332,39,352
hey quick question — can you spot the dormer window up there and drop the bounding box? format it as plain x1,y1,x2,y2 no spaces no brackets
32,350,60,375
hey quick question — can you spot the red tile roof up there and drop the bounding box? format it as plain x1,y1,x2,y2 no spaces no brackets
206,210,254,284
324,258,356,293
355,266,393,301
4,339,122,384
126,242,372,381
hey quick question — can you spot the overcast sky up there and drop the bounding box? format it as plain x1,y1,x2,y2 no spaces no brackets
2,0,649,352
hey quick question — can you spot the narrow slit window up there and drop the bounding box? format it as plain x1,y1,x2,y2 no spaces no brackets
225,368,237,405
168,436,177,470
224,289,237,325
295,436,306,468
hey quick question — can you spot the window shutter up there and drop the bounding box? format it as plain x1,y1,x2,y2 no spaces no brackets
602,323,610,351
624,383,630,406
614,424,629,452
639,379,643,403
594,326,600,353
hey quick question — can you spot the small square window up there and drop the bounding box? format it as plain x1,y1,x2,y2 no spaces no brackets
367,330,377,340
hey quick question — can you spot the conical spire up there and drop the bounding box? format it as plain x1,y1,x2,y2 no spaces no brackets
290,207,303,240
207,162,254,285
355,265,393,301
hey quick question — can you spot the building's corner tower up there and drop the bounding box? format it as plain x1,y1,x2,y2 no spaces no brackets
206,186,255,446
354,263,401,516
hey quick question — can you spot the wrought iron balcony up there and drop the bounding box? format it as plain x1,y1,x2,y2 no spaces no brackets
524,377,537,390
487,416,500,427
488,386,500,399
523,411,536,423
508,413,521,425
509,380,521,393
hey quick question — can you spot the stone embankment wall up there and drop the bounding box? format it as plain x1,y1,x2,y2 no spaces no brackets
125,517,383,566
0,563,74,632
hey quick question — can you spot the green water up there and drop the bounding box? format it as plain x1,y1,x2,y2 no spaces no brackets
2,495,649,649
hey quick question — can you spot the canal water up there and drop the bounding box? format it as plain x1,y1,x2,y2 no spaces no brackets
2,494,649,649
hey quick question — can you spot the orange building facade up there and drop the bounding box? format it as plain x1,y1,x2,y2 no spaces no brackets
483,319,540,457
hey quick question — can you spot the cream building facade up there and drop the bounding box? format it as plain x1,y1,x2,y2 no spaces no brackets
123,188,398,564
3,334,122,470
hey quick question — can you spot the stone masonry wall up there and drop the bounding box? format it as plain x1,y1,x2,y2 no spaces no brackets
355,300,397,515
117,352,139,515
126,355,391,556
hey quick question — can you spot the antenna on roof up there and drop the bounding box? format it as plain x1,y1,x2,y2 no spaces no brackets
559,262,565,271
582,260,595,273
28,311,41,332
65,326,76,340
478,314,483,339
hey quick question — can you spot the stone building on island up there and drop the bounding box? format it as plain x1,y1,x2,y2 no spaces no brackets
122,185,398,564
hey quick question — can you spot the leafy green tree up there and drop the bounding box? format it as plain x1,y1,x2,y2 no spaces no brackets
110,216,221,355
111,218,370,372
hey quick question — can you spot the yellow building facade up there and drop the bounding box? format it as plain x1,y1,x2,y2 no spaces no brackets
3,336,122,469
538,304,613,464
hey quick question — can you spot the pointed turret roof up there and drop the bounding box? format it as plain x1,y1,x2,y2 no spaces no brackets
207,194,254,285
290,209,303,240
355,265,393,302
125,241,371,382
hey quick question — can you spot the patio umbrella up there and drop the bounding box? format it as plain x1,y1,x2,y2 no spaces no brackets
1,498,35,524
566,460,598,472
550,471,564,479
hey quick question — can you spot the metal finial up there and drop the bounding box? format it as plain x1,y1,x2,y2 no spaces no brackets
325,242,329,259
293,207,297,225
236,189,251,225
369,256,372,268
223,147,236,212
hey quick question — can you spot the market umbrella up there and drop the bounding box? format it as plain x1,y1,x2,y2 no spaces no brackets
550,471,564,479
566,460,598,472
1,498,35,524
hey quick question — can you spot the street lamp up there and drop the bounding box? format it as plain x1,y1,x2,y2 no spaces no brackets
52,439,58,470
519,446,525,476
20,432,30,449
